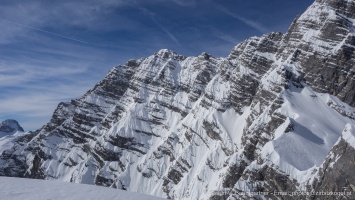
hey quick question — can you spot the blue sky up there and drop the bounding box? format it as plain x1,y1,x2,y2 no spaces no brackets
0,0,314,130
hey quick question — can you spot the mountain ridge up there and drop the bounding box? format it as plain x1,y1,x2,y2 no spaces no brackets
0,0,355,199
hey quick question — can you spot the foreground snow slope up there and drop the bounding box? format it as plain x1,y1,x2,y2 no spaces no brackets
0,177,164,200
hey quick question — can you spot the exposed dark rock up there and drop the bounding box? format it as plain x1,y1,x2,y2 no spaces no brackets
166,169,183,185
311,139,355,200
95,174,115,187
203,120,222,141
223,161,247,188
24,154,46,179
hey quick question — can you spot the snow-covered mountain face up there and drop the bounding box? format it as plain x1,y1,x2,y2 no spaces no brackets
1,0,355,199
0,119,24,155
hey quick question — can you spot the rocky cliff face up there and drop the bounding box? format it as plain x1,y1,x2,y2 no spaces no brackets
310,124,355,200
279,0,355,107
1,0,355,199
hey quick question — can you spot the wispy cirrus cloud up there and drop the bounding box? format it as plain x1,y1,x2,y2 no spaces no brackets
0,62,88,86
136,4,181,45
153,19,181,46
217,5,270,34
0,83,92,131
0,18,88,44
0,0,142,44
233,15,270,34
0,29,119,130
211,28,240,44
171,0,197,7
0,54,101,131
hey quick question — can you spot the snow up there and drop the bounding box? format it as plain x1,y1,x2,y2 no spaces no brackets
342,123,355,149
0,177,164,200
0,131,23,154
259,83,355,185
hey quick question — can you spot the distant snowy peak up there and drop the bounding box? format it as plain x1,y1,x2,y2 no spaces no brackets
0,119,24,136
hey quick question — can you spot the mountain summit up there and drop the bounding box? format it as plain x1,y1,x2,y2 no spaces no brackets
0,0,354,199
0,119,24,137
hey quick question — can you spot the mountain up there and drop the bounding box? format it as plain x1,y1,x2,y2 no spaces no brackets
0,177,164,200
1,0,355,199
0,119,24,157
0,119,24,137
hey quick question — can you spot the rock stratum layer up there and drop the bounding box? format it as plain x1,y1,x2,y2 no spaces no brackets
1,0,355,199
